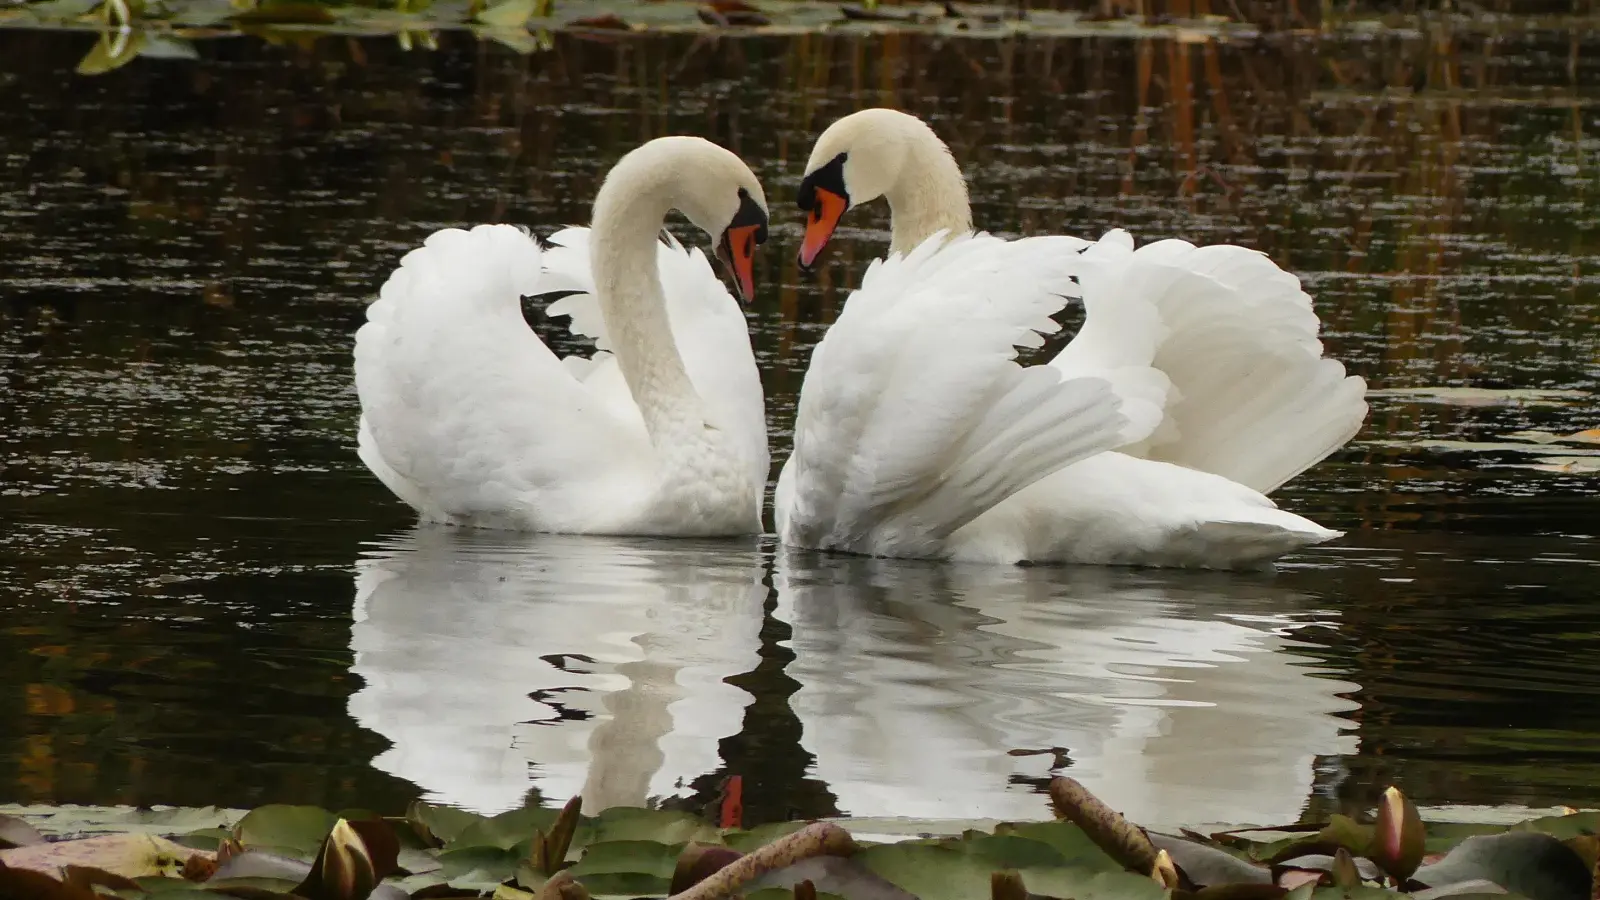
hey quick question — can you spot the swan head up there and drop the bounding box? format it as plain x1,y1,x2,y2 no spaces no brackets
613,136,771,303
796,108,957,272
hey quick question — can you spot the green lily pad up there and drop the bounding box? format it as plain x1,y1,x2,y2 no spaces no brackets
438,843,523,890
445,806,559,852
566,839,684,880
76,31,145,75
475,0,534,28
856,844,995,900
232,805,338,859
1148,832,1272,886
567,870,671,896
940,833,1071,870
724,821,810,853
1413,831,1592,900
406,801,486,846
577,807,719,847
0,814,45,849
992,821,1121,868
1014,866,1168,900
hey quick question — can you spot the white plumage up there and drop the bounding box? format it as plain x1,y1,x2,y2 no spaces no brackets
353,137,770,536
780,109,1368,569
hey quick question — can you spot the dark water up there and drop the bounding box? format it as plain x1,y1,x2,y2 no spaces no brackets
3,23,1600,828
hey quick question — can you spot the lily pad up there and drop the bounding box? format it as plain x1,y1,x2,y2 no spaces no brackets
406,801,486,846
577,806,719,847
0,833,200,880
566,839,683,880
475,0,535,28
445,805,559,852
0,814,45,849
856,843,996,900
1413,831,1592,900
232,805,339,859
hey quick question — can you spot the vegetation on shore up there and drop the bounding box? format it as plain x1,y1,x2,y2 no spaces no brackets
1,776,1596,899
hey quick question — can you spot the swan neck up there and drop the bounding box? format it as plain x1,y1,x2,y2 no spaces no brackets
590,182,701,439
884,133,974,255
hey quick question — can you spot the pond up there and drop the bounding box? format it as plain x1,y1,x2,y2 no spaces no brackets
3,19,1600,832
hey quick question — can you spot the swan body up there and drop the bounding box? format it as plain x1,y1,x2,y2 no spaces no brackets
781,109,1367,569
355,137,770,536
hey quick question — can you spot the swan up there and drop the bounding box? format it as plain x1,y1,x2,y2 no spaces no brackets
776,108,1368,569
354,136,771,536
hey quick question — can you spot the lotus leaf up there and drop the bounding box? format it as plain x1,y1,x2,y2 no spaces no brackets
233,805,340,859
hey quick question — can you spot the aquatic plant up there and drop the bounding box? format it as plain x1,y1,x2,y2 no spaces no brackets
1,776,1595,899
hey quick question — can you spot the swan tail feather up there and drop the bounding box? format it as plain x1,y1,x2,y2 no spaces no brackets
1059,231,1368,493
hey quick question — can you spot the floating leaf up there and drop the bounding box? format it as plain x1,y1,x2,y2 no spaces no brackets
232,805,338,859
855,844,995,900
438,843,523,890
0,814,45,849
992,822,1120,869
228,1,336,23
1013,867,1168,900
725,822,810,854
475,0,535,27
448,806,560,853
208,848,314,883
76,30,145,75
0,833,199,881
577,807,717,848
406,801,485,847
1413,831,1591,900
567,839,682,881
1148,832,1271,887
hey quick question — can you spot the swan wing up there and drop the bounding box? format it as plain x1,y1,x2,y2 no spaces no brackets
779,231,1148,557
541,227,769,493
354,224,650,530
1056,230,1367,494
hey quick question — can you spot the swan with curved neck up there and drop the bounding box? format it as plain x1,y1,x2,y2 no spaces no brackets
797,108,971,268
778,109,1367,568
354,136,773,536
588,136,769,446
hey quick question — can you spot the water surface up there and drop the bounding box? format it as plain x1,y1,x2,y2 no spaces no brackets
4,24,1600,828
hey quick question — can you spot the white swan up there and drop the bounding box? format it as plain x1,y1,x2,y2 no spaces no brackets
776,108,1368,569
354,136,771,536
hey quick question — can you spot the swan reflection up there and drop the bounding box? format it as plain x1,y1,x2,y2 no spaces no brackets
347,528,765,815
776,553,1360,829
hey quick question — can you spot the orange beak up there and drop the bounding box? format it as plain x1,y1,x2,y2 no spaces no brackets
717,223,762,304
798,187,848,274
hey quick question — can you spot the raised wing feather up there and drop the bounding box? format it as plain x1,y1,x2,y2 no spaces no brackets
353,224,650,531
778,231,1147,558
1059,230,1367,493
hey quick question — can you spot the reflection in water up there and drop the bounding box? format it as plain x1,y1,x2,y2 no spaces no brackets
347,529,764,814
777,552,1359,828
